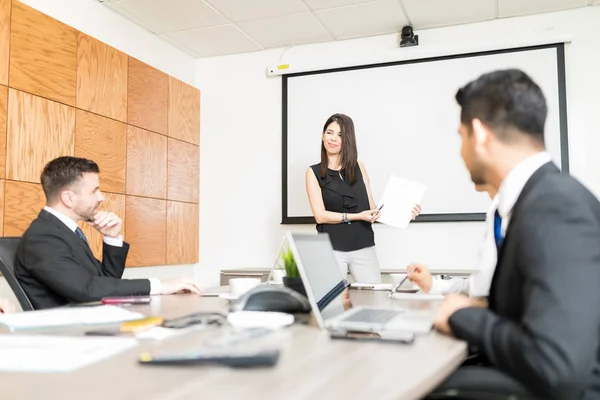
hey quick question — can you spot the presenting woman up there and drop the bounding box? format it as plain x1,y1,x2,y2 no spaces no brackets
306,113,420,283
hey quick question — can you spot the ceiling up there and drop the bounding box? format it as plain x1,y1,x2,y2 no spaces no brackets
98,0,599,58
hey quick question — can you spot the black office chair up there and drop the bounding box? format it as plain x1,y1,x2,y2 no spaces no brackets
425,366,540,400
0,237,33,311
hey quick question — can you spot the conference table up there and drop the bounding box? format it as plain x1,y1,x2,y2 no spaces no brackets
0,290,467,400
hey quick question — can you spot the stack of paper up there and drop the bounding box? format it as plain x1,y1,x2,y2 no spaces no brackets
0,305,145,331
0,335,138,372
377,176,427,229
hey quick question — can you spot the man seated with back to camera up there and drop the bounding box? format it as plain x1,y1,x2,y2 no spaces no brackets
426,69,600,399
15,156,201,310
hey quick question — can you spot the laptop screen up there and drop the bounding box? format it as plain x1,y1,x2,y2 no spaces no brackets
288,232,349,324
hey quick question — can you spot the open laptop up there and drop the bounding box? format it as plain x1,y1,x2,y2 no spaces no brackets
287,231,433,334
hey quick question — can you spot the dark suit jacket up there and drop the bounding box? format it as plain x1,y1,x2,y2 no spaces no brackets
449,162,600,399
15,210,151,310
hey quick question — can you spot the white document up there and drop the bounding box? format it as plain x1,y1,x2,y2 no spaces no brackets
0,305,145,331
0,335,138,372
377,176,427,229
390,292,445,301
349,283,392,291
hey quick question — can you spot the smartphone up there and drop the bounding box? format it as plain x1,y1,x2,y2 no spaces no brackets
329,330,414,344
162,312,225,329
138,348,281,368
101,296,152,305
85,327,122,336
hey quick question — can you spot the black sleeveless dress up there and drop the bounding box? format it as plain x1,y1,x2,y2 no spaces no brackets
310,163,375,252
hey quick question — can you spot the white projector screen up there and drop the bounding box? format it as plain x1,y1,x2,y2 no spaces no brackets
282,44,568,223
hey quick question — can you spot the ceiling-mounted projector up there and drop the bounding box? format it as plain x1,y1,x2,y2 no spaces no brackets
400,25,419,48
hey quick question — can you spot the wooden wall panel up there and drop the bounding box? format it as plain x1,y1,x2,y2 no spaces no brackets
0,4,200,268
0,85,6,179
79,192,126,260
125,196,166,267
75,110,126,194
167,138,199,203
0,180,4,236
127,58,168,135
4,181,45,236
6,89,75,183
0,0,10,86
168,77,200,145
167,201,198,264
126,125,167,199
77,33,128,122
9,1,77,106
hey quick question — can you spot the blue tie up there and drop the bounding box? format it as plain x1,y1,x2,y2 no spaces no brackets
75,227,89,246
493,210,503,249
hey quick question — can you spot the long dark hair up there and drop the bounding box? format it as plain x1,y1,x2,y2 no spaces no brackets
320,113,358,185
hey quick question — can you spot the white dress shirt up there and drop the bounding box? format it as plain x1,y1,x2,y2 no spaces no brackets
496,151,553,235
43,206,162,295
429,151,553,297
430,195,499,297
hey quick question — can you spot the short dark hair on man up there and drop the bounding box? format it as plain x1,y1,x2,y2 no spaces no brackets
455,69,547,144
40,156,100,203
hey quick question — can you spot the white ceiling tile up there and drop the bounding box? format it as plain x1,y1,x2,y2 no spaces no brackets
166,25,263,57
315,0,407,39
498,0,590,17
206,0,307,22
114,0,228,33
237,12,332,48
105,1,162,33
403,0,494,29
304,0,381,11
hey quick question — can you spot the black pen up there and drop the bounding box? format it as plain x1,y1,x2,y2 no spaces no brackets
371,204,384,221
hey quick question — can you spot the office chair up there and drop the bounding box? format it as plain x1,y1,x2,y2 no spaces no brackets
425,366,540,400
0,237,34,311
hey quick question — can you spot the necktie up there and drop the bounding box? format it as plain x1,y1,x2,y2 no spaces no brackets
493,210,503,250
75,227,89,246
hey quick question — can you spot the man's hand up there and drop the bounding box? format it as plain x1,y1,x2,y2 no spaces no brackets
341,288,352,311
407,263,432,293
160,278,202,295
0,298,15,314
88,211,122,238
434,293,487,335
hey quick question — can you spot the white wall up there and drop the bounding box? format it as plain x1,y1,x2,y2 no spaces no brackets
196,6,600,287
0,0,200,304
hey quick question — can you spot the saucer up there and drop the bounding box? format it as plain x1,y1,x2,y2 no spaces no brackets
218,293,240,301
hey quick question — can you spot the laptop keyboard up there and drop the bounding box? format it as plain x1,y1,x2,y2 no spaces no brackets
343,309,401,324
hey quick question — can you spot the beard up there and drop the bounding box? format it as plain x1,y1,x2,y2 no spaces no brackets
75,203,99,222
467,158,488,186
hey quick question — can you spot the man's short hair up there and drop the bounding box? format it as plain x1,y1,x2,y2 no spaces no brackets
40,156,100,202
455,69,547,144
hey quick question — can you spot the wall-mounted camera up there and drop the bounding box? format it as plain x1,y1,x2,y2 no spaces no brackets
399,25,419,48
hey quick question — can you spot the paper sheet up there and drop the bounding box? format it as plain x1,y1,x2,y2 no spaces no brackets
390,293,445,301
0,305,145,331
0,335,138,372
377,176,427,229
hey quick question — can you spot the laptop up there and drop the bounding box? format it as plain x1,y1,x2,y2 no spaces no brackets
287,231,433,334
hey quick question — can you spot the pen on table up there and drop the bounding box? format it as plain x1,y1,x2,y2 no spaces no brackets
389,275,410,298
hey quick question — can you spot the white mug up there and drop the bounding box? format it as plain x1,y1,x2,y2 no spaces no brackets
229,278,261,298
389,273,410,290
271,269,285,283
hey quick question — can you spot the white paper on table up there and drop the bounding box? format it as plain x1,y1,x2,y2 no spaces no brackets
377,176,427,229
390,292,444,301
0,305,145,331
0,335,138,372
